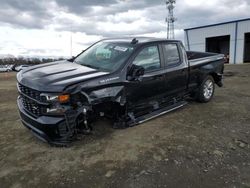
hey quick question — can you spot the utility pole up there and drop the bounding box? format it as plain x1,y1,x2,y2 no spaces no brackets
165,0,176,39
70,24,73,57
70,33,72,57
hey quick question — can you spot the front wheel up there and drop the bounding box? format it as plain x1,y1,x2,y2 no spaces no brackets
196,76,215,103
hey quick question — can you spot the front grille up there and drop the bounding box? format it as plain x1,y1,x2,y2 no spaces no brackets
18,83,42,101
18,84,46,117
20,95,45,116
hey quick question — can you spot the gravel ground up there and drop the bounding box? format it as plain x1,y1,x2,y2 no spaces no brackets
0,64,249,188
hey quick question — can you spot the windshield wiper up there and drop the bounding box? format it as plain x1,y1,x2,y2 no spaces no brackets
81,64,99,70
73,60,96,69
73,60,109,71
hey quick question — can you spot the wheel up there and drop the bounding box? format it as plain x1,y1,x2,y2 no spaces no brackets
196,75,215,103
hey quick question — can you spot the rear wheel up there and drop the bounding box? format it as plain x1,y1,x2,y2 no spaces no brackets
196,75,215,103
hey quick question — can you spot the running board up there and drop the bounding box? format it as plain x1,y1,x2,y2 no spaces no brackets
128,101,188,126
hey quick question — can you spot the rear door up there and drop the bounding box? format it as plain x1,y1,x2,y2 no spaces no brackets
161,42,189,97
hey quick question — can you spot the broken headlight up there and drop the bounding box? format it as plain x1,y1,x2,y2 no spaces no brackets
41,94,70,114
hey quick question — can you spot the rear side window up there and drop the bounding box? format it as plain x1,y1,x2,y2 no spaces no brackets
163,44,180,67
132,46,160,72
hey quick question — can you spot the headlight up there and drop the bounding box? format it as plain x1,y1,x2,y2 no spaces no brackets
45,94,70,103
46,106,65,114
41,93,70,115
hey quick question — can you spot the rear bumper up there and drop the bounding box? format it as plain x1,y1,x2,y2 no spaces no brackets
17,96,71,146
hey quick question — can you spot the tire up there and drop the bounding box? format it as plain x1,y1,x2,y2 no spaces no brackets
196,75,215,103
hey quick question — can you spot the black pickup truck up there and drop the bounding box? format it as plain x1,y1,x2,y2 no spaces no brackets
17,38,224,145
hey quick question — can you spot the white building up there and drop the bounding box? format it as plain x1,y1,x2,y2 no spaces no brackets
184,18,250,64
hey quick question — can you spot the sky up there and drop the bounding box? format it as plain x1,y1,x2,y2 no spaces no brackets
0,0,250,57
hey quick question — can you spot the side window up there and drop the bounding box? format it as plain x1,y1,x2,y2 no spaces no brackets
163,44,180,67
132,46,160,72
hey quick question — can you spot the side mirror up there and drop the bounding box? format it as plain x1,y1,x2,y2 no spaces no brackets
127,64,145,81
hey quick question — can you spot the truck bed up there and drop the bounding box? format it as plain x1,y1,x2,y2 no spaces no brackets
187,51,224,66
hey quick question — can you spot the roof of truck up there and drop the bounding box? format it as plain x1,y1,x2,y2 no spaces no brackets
101,37,180,44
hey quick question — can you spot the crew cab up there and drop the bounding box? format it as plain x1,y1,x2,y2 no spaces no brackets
17,38,224,145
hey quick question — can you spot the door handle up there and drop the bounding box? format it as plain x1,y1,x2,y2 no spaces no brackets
142,74,164,81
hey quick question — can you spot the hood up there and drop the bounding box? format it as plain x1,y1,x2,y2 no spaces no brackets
17,60,109,92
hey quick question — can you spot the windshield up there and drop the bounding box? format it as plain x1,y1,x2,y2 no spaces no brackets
74,41,135,72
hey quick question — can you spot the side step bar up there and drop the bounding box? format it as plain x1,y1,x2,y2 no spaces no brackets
128,101,188,126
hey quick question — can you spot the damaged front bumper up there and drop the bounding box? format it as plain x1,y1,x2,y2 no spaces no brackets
17,97,80,146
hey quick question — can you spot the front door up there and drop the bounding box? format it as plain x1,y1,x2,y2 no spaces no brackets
126,45,166,106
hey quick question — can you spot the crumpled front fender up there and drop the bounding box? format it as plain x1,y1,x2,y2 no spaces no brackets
84,86,126,105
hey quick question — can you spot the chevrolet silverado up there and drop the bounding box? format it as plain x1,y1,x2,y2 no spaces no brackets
17,38,224,145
